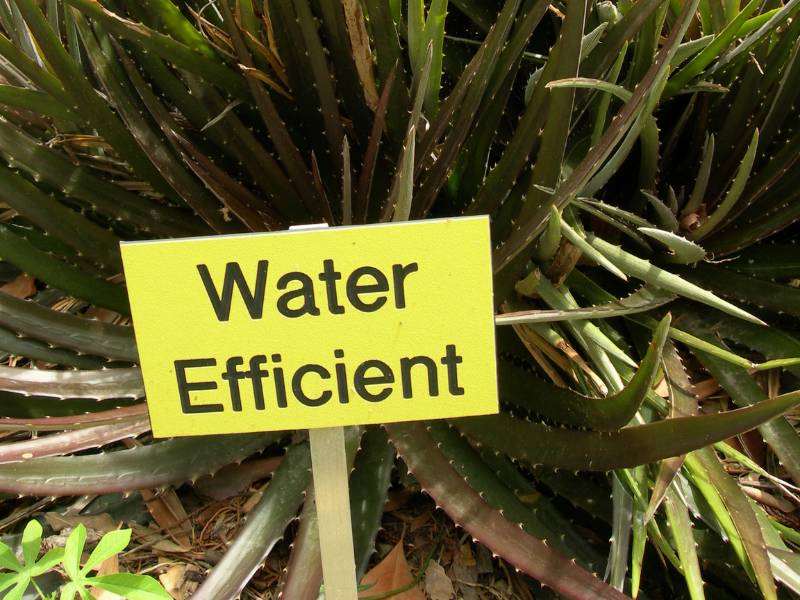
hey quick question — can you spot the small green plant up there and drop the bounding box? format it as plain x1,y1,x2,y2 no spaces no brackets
0,520,170,600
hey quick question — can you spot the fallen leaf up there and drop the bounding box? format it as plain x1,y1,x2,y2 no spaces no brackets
140,488,192,547
160,564,187,600
45,512,116,534
452,559,480,600
409,509,432,532
152,538,191,553
342,0,379,109
474,545,494,575
84,307,121,322
0,274,36,298
458,543,476,568
359,541,424,600
424,561,454,600
242,489,263,513
0,273,36,300
91,553,122,599
653,375,669,398
194,457,283,501
131,524,191,554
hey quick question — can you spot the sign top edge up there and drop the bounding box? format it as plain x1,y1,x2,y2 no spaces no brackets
119,214,490,247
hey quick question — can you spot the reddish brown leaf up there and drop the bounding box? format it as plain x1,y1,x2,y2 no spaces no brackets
359,541,424,600
0,274,36,299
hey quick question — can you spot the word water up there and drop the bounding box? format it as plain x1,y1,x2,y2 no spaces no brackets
197,258,419,320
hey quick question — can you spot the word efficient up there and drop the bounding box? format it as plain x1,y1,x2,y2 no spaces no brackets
176,345,464,414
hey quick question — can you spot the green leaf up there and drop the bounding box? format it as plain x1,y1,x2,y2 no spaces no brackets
689,129,759,240
769,548,800,595
354,67,396,224
6,580,29,600
534,275,637,368
665,0,761,95
60,581,88,600
125,0,217,59
20,519,42,567
88,573,171,599
408,0,425,77
560,217,628,280
73,15,238,236
663,486,706,600
0,541,22,572
493,0,700,279
423,0,520,212
692,346,800,485
581,70,667,198
499,315,670,430
520,0,588,223
682,133,715,218
30,548,64,577
13,0,175,200
454,389,800,471
644,341,694,523
575,198,654,228
290,0,346,170
0,433,277,496
349,428,397,577
386,421,628,599
495,286,675,325
708,0,800,76
674,262,800,318
82,529,130,574
0,572,18,593
724,243,800,279
641,192,679,232
389,128,416,223
362,0,409,139
607,474,632,591
693,447,777,600
586,234,765,325
63,0,249,100
191,443,311,599
422,0,448,116
454,0,548,208
575,201,653,250
564,270,763,370
583,0,665,77
0,291,136,362
221,1,325,223
428,421,602,568
546,76,631,101
63,523,87,581
413,0,522,217
0,224,130,315
0,165,121,270
0,119,206,239
637,228,706,263
676,305,800,378
0,32,70,103
0,85,77,123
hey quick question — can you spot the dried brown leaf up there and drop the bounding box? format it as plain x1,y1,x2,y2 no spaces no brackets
0,274,36,299
359,541,425,600
140,488,191,548
424,561,454,600
44,512,116,534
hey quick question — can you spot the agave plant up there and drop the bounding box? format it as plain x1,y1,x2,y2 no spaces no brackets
0,0,797,598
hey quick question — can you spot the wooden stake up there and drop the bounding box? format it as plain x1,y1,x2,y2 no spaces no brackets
309,426,358,600
289,223,357,600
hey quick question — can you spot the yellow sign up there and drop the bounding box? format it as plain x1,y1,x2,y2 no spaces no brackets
121,217,498,437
